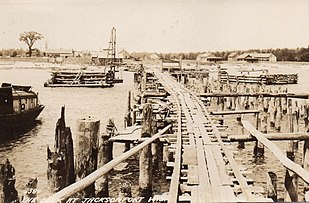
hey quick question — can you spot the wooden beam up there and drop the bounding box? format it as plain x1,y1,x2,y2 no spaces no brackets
168,101,182,203
199,93,309,99
228,133,309,142
211,110,260,115
242,120,309,184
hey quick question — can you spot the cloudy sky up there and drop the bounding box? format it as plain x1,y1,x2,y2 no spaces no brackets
0,0,308,52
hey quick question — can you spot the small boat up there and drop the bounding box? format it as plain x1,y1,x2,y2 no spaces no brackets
0,83,44,133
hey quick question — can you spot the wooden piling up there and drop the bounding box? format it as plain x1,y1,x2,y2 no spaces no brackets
96,134,111,197
75,117,100,197
125,91,132,152
254,111,266,156
106,119,115,161
139,104,153,202
284,170,298,202
266,172,277,201
303,138,309,198
237,116,245,149
47,106,75,194
152,119,160,172
0,159,19,203
285,99,298,202
287,99,295,159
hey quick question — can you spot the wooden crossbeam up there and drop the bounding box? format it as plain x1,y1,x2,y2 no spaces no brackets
228,133,309,142
199,92,309,99
242,120,309,184
211,110,260,115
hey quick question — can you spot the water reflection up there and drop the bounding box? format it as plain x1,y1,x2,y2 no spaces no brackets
0,120,42,143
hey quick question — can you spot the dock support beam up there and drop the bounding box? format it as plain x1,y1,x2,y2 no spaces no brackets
266,171,277,201
125,91,132,152
285,99,298,202
0,159,19,203
96,134,111,197
139,104,153,202
75,117,100,197
47,106,75,194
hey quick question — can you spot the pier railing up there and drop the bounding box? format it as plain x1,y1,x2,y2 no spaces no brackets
43,124,172,202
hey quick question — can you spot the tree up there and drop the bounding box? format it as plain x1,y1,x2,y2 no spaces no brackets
19,31,43,57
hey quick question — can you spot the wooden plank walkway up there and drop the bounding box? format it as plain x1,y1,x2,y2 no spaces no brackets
155,70,273,203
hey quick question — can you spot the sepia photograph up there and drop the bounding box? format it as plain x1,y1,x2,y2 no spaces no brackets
0,0,309,202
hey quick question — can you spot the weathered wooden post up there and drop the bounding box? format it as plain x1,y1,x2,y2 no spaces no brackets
303,123,309,200
47,106,75,194
304,103,309,131
266,172,277,201
287,99,295,159
0,159,19,203
152,119,163,174
96,134,111,197
285,100,298,202
139,104,153,202
269,98,275,128
254,111,266,157
275,102,282,132
75,117,100,197
237,116,245,149
106,119,115,161
132,107,137,125
124,91,132,152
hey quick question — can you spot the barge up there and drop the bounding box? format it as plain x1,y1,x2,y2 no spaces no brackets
219,68,298,85
44,68,117,88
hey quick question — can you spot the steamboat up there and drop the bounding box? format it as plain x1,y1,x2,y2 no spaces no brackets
0,83,44,133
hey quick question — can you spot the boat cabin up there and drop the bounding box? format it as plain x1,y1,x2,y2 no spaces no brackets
0,84,38,115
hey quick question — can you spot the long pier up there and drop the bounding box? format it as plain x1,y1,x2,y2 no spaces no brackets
155,70,272,202
3,63,309,203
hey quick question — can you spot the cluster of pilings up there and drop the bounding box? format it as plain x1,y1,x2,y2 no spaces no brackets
46,106,119,200
0,158,40,203
177,68,309,202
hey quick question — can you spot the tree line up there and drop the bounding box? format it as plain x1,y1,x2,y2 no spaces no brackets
131,47,309,62
3,47,309,62
2,30,309,61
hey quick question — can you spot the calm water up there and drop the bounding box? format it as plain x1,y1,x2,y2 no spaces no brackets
0,67,134,198
1,62,309,200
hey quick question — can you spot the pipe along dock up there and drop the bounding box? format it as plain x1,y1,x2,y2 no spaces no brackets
1,64,309,202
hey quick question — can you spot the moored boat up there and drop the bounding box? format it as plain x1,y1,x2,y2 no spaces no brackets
0,83,44,133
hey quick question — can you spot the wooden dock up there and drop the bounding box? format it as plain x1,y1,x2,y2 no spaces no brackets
4,62,309,203
155,71,272,202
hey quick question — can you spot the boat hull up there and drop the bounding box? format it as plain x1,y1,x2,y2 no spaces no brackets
44,83,113,88
0,105,45,130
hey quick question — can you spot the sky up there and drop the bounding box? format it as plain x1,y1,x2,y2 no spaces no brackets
0,0,308,53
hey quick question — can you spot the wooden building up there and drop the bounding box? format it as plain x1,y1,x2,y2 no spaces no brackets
160,59,181,72
228,52,239,61
43,49,74,58
196,53,223,63
91,49,124,66
237,53,277,62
